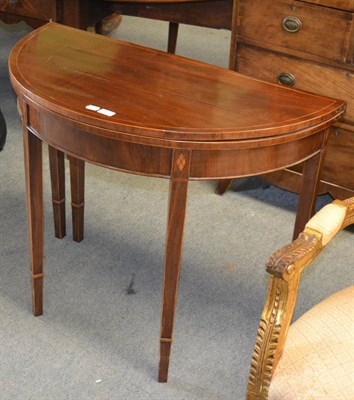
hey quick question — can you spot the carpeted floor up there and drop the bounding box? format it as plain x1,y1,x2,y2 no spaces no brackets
0,17,353,400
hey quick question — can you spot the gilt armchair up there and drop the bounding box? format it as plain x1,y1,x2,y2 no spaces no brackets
247,197,354,400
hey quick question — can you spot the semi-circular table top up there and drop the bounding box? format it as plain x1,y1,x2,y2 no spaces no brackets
9,23,345,144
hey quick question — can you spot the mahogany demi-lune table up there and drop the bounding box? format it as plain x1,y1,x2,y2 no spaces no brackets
9,23,345,383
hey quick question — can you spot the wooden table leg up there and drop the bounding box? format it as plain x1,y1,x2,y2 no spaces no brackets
69,156,85,242
215,178,233,195
23,109,44,317
159,149,191,382
167,22,179,54
48,146,66,239
293,129,329,239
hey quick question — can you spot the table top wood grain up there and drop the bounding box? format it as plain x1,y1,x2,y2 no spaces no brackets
9,23,345,142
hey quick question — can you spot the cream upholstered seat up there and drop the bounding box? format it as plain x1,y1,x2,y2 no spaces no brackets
247,197,354,400
270,286,354,400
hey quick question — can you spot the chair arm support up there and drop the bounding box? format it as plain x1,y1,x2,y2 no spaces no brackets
266,232,320,281
247,197,354,400
266,197,354,281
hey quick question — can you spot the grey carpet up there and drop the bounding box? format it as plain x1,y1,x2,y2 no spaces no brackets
0,17,353,400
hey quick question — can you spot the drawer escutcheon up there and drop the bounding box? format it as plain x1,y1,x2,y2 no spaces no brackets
283,16,302,33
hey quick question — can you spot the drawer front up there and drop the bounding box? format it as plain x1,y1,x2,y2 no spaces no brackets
236,45,354,124
0,0,57,21
237,0,353,63
298,0,354,12
322,127,354,190
290,127,354,190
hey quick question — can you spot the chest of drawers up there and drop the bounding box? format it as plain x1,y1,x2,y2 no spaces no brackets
230,0,354,199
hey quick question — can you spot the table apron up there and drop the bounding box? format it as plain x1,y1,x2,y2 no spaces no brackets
27,104,327,180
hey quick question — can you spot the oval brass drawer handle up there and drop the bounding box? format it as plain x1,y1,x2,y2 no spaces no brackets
283,16,302,33
277,72,296,87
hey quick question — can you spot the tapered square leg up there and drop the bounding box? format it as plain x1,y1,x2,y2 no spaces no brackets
215,178,233,195
48,146,66,239
69,156,85,242
293,129,329,239
159,338,173,382
23,112,44,316
167,22,179,54
159,149,191,382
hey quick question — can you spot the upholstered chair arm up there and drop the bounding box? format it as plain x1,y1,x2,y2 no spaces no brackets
247,197,354,400
267,197,354,281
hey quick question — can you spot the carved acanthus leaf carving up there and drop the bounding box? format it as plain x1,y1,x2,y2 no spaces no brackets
342,197,354,227
248,286,282,397
266,232,320,280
